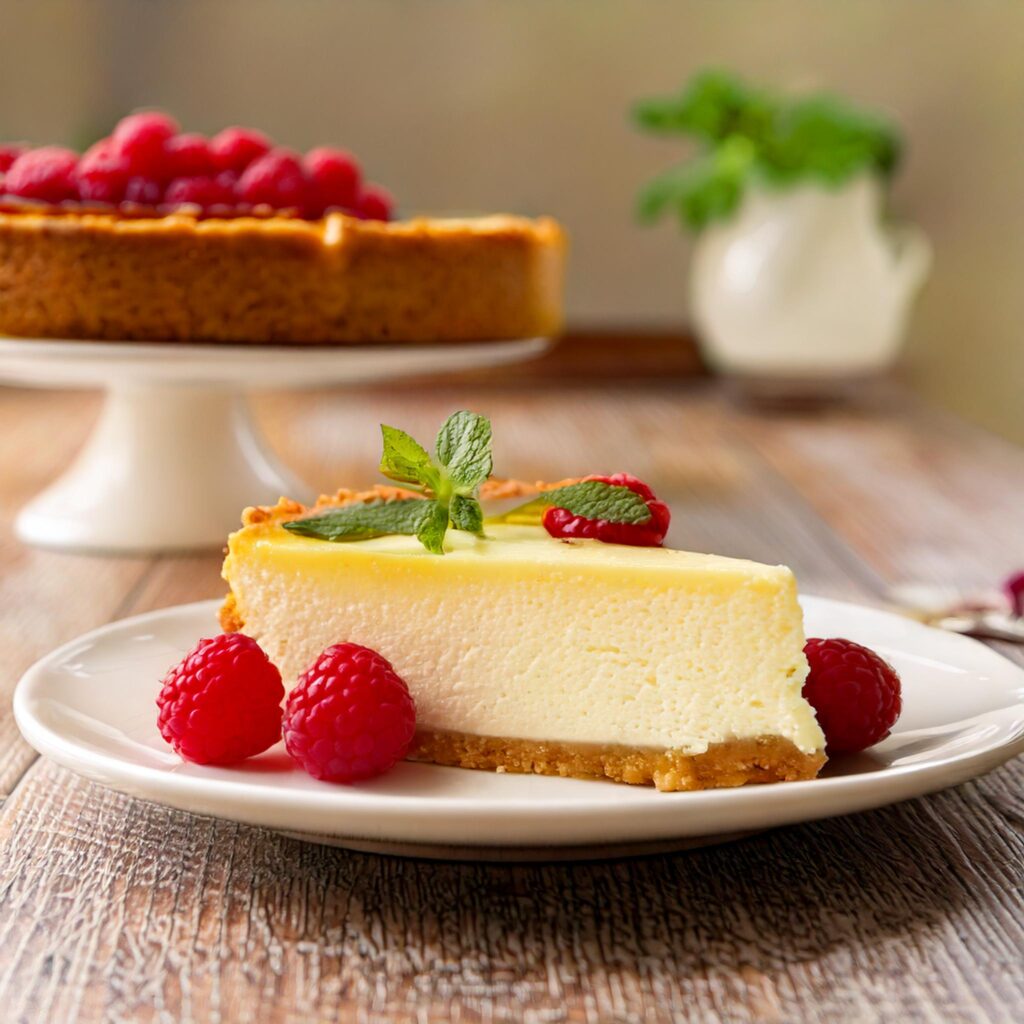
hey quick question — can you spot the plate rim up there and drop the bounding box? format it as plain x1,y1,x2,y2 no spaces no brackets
13,596,1024,844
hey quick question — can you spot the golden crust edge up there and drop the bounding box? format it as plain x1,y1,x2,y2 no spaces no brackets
411,729,826,791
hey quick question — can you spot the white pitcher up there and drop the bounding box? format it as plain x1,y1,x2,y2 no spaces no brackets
691,175,931,378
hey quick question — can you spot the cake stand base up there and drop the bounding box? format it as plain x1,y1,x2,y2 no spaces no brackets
16,385,310,554
1,336,550,553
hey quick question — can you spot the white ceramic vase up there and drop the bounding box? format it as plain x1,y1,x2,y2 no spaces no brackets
690,175,931,382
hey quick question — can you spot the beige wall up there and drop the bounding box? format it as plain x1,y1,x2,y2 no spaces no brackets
2,1,1022,443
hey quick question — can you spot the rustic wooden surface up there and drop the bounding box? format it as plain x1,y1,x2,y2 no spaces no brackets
0,378,1022,1024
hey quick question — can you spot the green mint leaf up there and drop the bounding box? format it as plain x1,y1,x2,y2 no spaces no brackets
416,500,449,554
282,498,431,542
379,425,435,487
539,481,652,524
450,494,484,534
434,411,492,493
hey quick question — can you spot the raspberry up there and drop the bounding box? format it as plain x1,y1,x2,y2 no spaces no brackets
4,147,79,202
355,184,393,221
802,638,902,753
112,111,179,178
1004,570,1024,618
165,133,214,178
283,643,417,783
236,148,308,211
122,176,163,206
304,147,361,215
75,141,131,203
163,175,234,210
210,126,272,173
0,144,26,173
543,473,671,547
156,633,285,765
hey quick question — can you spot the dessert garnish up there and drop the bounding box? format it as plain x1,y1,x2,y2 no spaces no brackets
0,110,393,221
802,638,902,753
283,643,417,783
156,633,285,765
284,412,666,552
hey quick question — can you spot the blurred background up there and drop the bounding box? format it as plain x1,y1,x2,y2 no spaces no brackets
2,0,1021,443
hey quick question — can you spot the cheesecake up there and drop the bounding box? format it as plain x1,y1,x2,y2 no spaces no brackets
221,487,826,791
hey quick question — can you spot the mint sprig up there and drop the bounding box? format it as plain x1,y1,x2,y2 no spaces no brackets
489,480,652,527
285,411,492,553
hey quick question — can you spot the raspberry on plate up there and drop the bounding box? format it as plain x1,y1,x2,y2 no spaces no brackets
76,141,132,204
163,175,234,210
236,148,308,211
210,126,272,174
113,111,179,178
122,176,163,206
156,633,285,765
355,184,393,221
5,147,79,202
543,472,671,547
802,637,902,753
283,643,417,783
304,147,361,214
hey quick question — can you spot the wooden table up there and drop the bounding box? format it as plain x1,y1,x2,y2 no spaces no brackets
1,378,1022,1023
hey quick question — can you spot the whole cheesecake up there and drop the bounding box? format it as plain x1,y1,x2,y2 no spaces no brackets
221,487,826,791
0,113,564,344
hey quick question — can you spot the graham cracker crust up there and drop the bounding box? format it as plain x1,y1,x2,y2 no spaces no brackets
411,729,825,792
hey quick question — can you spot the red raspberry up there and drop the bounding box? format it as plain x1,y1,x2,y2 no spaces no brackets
802,638,902,753
236,148,308,211
283,643,417,783
543,473,671,547
112,111,179,178
4,147,79,202
163,175,234,210
210,126,272,173
156,633,285,765
165,133,214,178
122,176,163,206
75,141,131,203
0,144,26,173
355,184,393,221
304,147,361,215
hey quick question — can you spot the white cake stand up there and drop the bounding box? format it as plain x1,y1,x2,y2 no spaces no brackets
0,336,549,554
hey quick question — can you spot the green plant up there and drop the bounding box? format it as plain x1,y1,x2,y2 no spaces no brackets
633,70,901,232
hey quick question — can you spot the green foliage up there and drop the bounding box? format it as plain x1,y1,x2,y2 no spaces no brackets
633,70,901,232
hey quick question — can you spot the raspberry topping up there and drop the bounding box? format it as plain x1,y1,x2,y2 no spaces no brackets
283,643,417,783
236,148,308,211
112,111,179,178
75,141,131,203
0,144,26,173
356,184,394,221
163,175,234,210
543,473,671,547
210,126,272,173
156,633,285,765
122,176,163,206
802,638,902,753
304,146,361,214
4,147,79,202
165,133,214,179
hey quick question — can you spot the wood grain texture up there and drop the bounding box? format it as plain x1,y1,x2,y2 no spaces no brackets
1,379,1022,1023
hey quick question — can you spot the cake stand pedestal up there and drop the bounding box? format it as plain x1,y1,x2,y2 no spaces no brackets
0,336,549,554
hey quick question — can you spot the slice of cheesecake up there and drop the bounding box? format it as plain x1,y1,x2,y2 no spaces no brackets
221,490,826,791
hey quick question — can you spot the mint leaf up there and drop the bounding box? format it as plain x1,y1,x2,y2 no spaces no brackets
539,481,652,524
450,494,484,534
416,500,449,554
435,411,492,493
379,425,436,487
282,498,431,542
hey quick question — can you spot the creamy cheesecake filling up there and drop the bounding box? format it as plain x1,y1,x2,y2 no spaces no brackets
223,524,825,758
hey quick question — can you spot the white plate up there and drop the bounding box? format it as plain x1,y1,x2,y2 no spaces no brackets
14,597,1024,860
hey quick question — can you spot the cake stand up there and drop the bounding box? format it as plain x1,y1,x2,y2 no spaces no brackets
0,336,550,554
